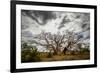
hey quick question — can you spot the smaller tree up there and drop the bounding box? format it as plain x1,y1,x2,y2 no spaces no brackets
32,31,67,55
62,31,82,54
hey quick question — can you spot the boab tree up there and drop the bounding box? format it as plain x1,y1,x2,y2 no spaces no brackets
63,31,81,54
32,30,82,55
32,31,67,55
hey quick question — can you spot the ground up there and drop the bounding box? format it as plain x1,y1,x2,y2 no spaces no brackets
21,49,90,63
38,52,90,62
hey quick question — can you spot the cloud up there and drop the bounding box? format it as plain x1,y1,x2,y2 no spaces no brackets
58,16,71,29
22,10,56,25
21,31,33,37
21,10,90,50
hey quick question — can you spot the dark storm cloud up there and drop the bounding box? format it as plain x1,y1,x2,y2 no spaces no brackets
60,16,68,24
75,13,90,20
21,10,40,25
58,15,72,29
77,29,90,41
82,23,90,32
82,13,90,22
80,13,90,27
75,15,81,19
75,13,90,33
58,12,90,30
77,34,83,40
21,10,90,44
82,23,87,28
21,10,56,25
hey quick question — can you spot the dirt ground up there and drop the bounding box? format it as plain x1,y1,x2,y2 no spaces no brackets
40,52,90,62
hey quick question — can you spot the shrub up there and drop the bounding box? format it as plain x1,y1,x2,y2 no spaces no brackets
80,48,90,54
21,48,41,63
47,52,53,58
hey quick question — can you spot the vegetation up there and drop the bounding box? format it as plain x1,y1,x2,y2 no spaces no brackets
21,50,90,62
21,44,41,62
21,45,90,63
21,31,90,63
32,31,83,55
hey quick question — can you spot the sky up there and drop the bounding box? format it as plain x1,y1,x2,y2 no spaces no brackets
21,10,90,51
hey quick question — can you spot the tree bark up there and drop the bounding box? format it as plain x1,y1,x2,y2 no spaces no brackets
63,42,71,54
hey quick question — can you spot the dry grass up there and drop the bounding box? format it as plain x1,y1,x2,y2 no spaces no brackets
39,52,90,62
21,50,90,63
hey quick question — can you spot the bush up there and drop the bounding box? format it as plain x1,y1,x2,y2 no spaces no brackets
70,51,76,55
21,48,41,63
47,52,53,58
80,48,90,53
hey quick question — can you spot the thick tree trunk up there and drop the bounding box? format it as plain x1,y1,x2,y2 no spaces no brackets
53,49,61,55
51,46,58,55
63,47,67,55
53,50,58,55
63,42,71,54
